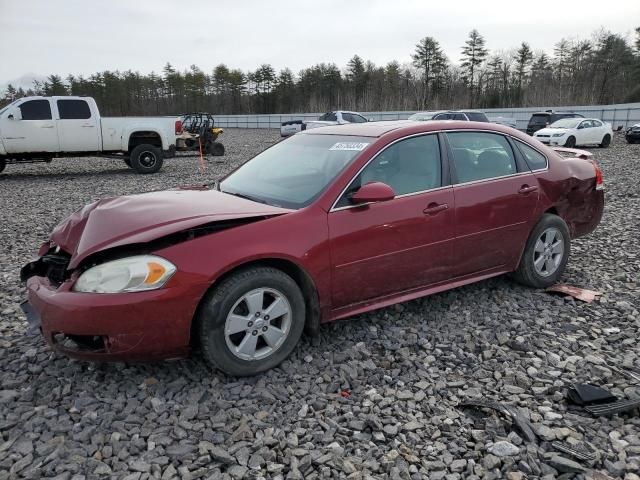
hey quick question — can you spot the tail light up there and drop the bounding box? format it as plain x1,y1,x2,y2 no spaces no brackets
591,160,603,190
175,120,183,135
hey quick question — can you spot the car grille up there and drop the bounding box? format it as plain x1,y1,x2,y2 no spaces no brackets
42,251,71,286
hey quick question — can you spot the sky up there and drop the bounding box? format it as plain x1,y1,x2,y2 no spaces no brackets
0,0,638,89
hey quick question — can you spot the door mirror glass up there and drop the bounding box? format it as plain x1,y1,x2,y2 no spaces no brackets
351,182,395,204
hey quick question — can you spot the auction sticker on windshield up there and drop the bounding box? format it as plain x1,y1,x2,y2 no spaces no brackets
329,142,369,151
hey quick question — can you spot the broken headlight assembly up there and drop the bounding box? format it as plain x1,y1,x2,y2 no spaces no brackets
73,255,176,293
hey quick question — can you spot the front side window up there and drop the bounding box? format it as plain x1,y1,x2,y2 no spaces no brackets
220,134,372,209
453,113,467,121
19,100,52,120
350,114,368,124
466,112,489,122
57,99,91,119
515,140,547,170
336,134,442,207
447,132,517,183
579,120,592,129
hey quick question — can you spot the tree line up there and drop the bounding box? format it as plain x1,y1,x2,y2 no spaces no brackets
2,27,639,116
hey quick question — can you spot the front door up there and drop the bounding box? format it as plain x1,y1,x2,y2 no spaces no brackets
446,131,539,276
328,133,456,309
2,99,59,153
55,99,100,152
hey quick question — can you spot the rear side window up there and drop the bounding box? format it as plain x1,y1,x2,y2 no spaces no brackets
19,100,52,120
515,140,547,170
529,114,549,126
447,132,517,183
350,114,368,124
57,100,91,119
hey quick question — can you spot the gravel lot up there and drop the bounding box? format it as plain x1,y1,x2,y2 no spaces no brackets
1,129,639,480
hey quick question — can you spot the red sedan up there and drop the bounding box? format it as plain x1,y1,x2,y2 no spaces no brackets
21,121,604,376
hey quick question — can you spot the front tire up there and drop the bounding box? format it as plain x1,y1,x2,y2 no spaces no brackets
0,158,6,173
599,134,611,148
129,144,163,174
514,214,571,288
564,136,576,148
197,267,305,376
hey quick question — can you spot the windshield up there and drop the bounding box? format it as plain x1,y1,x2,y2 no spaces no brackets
408,112,436,121
550,118,581,129
220,134,373,209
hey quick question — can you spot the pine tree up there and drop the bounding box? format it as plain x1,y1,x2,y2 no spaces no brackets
412,37,447,108
460,29,488,107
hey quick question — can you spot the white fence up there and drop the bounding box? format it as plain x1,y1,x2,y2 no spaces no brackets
213,103,640,131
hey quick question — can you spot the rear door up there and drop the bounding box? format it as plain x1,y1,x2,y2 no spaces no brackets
446,131,539,276
328,133,455,308
55,99,100,152
2,99,59,153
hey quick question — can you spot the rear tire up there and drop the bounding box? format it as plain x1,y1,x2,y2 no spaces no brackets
210,142,225,156
197,267,305,376
564,136,576,148
627,138,636,144
129,144,163,174
513,214,571,288
599,134,611,148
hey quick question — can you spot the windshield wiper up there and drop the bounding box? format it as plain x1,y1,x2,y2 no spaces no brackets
221,190,268,205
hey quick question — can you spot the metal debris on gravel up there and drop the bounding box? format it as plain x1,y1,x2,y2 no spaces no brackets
0,130,639,479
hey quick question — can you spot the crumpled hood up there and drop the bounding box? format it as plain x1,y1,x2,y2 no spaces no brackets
50,188,293,268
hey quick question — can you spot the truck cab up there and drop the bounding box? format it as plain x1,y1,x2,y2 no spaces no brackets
0,97,102,155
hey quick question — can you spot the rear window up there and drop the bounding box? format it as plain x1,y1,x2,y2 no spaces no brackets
529,114,549,126
466,112,489,122
57,99,91,120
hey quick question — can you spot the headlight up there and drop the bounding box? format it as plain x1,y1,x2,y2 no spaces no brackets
552,133,566,137
73,255,176,293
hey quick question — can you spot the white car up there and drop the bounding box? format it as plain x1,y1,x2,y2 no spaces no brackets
534,118,613,148
280,111,368,137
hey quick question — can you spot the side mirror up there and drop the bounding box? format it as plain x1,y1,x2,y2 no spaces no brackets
7,108,21,120
351,182,395,204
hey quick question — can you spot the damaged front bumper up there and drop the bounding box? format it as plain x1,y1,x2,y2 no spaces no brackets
23,274,201,362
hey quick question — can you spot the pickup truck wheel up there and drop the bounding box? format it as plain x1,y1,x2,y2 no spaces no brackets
197,267,305,376
130,144,163,174
0,158,6,173
513,214,571,289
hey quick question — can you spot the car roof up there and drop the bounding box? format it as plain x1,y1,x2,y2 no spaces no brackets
301,120,515,138
532,111,580,115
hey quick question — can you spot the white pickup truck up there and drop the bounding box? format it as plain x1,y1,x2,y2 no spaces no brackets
0,96,182,174
280,110,369,137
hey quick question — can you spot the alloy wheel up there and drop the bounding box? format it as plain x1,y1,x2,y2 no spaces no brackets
224,288,292,361
533,227,565,277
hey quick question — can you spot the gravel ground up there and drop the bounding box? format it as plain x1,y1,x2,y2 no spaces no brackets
0,129,639,480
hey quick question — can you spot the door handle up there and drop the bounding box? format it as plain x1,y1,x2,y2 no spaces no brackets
423,203,449,215
81,125,95,128
41,125,54,129
518,185,538,195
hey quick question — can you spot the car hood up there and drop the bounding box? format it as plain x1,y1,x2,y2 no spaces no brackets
49,188,293,268
535,127,571,136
